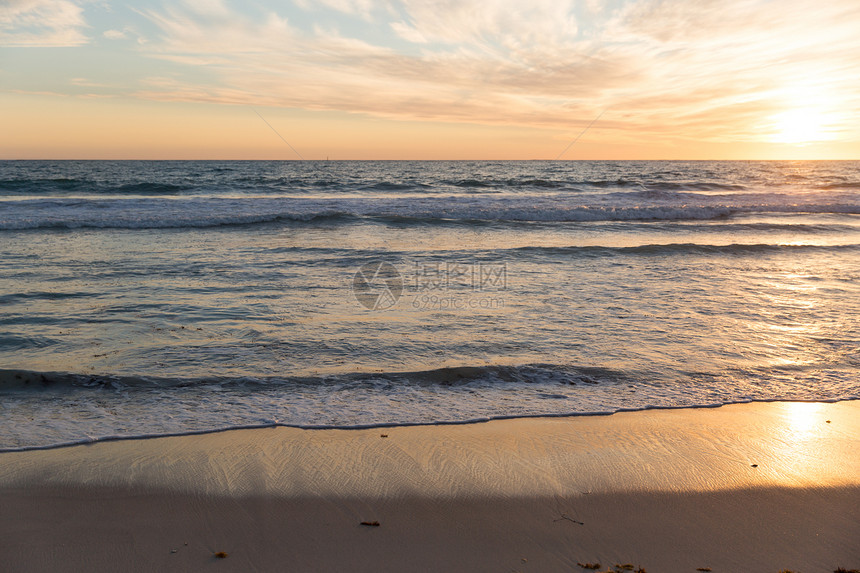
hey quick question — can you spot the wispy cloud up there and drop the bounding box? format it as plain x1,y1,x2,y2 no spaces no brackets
390,0,580,53
0,0,88,47
294,0,378,19
129,0,860,143
17,0,860,146
102,29,125,40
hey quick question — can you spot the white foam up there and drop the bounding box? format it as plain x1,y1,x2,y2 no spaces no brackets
1,191,859,230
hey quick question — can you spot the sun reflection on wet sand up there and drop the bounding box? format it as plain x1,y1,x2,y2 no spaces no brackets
756,401,855,486
783,401,827,437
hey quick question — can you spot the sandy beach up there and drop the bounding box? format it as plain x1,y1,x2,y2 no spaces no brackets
2,401,859,573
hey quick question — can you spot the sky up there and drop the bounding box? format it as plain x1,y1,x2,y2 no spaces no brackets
2,0,859,160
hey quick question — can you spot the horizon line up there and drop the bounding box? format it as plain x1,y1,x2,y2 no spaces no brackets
2,157,858,162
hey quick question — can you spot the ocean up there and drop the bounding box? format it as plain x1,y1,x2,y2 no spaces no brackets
1,160,858,451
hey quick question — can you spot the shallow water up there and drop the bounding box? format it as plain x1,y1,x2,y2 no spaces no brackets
1,160,858,449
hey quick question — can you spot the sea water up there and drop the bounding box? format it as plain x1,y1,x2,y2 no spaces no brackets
1,160,858,450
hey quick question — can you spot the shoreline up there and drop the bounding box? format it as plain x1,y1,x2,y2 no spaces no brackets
2,401,859,572
3,396,858,454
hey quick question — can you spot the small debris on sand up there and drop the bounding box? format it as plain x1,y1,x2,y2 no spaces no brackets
577,563,600,570
214,551,228,558
360,520,380,527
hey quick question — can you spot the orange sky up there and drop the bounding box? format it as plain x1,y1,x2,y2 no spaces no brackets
2,0,859,159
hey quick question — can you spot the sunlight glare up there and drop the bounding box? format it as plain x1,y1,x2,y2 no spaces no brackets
772,109,829,144
767,81,844,146
783,402,825,438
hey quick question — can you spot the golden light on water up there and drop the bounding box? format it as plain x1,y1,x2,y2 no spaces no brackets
754,271,823,370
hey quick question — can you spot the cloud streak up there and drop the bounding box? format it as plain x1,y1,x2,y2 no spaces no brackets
126,0,860,144
0,0,88,47
8,0,860,148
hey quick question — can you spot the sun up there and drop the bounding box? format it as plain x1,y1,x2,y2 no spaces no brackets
771,109,829,145
766,80,844,146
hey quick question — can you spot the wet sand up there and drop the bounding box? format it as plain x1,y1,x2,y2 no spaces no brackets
2,401,859,572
